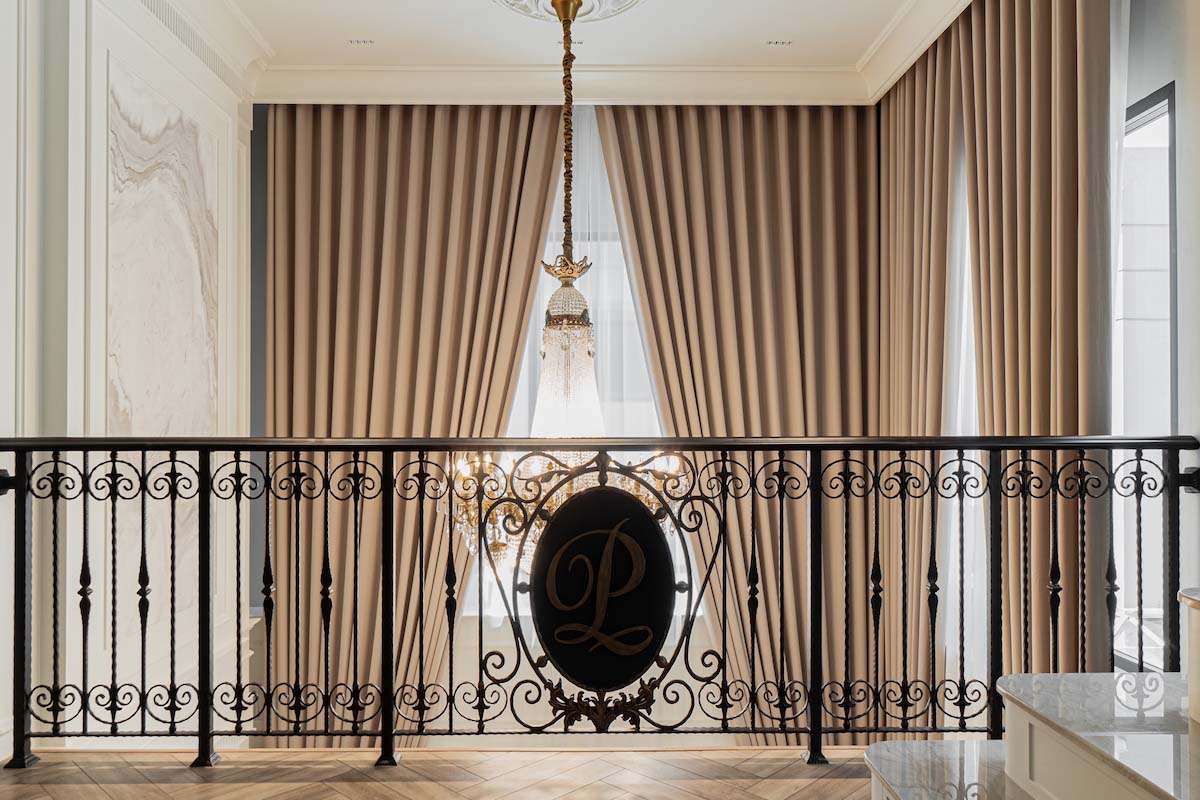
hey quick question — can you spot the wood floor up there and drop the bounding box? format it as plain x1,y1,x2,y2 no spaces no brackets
0,748,870,800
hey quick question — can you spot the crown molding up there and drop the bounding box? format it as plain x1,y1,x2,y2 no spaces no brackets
860,0,972,102
246,0,967,106
159,0,274,85
252,64,872,106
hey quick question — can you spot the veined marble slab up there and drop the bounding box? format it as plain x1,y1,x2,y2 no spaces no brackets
865,740,1032,799
999,672,1192,799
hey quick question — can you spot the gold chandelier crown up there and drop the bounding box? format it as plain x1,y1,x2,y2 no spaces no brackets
543,253,590,285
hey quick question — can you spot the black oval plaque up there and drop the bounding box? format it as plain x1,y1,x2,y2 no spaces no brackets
530,486,675,693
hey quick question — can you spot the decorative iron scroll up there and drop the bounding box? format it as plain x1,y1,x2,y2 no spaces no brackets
3,437,1192,771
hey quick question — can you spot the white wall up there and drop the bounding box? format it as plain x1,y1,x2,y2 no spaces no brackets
1126,0,1200,663
2,0,262,759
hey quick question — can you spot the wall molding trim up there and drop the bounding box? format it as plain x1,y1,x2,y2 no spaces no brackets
112,0,271,98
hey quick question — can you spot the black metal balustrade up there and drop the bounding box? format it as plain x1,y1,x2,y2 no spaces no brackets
2,435,1196,768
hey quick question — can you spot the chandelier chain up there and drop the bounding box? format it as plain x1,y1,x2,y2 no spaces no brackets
560,17,575,261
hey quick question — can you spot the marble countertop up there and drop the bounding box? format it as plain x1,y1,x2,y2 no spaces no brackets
1180,588,1200,610
998,672,1193,799
865,740,1032,799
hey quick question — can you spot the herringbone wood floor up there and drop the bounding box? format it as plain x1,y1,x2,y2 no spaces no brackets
0,747,870,800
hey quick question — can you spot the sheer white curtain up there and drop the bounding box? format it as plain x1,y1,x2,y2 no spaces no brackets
466,106,665,623
507,105,662,438
940,144,987,693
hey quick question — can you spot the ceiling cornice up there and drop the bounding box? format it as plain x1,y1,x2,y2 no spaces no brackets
860,0,972,101
165,0,274,85
248,0,968,106
252,64,873,106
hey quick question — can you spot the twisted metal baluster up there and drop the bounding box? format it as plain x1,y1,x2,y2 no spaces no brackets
137,452,149,733
262,452,275,734
80,451,92,733
926,450,939,728
747,450,759,732
321,451,332,733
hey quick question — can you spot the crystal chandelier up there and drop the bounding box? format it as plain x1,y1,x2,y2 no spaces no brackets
454,0,676,564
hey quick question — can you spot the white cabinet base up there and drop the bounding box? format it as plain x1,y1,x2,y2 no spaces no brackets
1005,704,1167,800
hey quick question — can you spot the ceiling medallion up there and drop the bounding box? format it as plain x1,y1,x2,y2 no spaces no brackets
493,0,644,23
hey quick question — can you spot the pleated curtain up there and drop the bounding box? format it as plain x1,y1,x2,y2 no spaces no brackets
877,27,961,733
266,104,561,745
953,0,1113,672
597,105,884,743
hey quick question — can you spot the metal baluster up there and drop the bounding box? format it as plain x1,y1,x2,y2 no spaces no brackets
232,451,246,735
1163,449,1182,671
415,451,428,735
168,451,179,733
137,452,149,733
192,449,219,766
927,450,939,729
956,450,967,730
378,450,397,765
1134,449,1145,671
350,450,363,734
291,449,303,736
80,451,92,735
1020,448,1031,673
870,450,882,730
320,452,332,734
747,450,759,732
1049,450,1061,672
108,451,120,733
720,449,730,733
1077,449,1089,671
50,452,62,735
4,450,37,768
775,450,787,732
899,450,910,730
446,481,457,734
841,450,852,732
262,451,275,734
807,449,826,764
475,475,485,733
987,449,1003,739
1106,453,1119,672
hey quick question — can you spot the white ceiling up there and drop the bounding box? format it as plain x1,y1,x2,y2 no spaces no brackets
217,0,971,104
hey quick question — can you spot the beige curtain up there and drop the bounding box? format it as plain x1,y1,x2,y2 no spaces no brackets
597,105,884,743
266,104,561,744
877,26,961,730
955,0,1112,671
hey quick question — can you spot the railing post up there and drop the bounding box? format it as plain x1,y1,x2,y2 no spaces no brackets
192,449,219,766
1163,448,1182,672
807,449,827,764
376,449,397,766
987,449,1004,739
5,451,36,768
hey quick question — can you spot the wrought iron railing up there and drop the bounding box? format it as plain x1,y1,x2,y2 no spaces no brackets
2,435,1196,768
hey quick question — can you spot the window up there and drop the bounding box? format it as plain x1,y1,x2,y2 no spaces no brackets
1112,83,1176,670
465,106,666,623
506,106,661,439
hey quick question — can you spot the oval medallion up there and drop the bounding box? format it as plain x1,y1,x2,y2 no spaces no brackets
530,486,675,692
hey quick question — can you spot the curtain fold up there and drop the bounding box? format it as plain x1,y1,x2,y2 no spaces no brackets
877,26,962,733
955,0,1112,671
597,105,883,743
266,103,561,745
